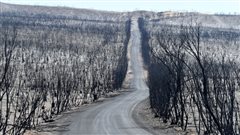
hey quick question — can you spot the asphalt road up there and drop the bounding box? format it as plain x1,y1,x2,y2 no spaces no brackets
58,18,151,135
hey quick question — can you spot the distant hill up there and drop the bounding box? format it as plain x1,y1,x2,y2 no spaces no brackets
1,2,240,29
146,11,240,29
0,2,129,21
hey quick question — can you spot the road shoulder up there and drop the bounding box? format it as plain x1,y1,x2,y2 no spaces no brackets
133,98,187,135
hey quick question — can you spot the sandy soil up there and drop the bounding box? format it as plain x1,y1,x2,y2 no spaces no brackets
133,98,196,135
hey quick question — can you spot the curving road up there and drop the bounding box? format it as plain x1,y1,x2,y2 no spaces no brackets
57,18,151,135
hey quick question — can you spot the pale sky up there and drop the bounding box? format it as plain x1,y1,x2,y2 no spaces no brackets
1,0,240,14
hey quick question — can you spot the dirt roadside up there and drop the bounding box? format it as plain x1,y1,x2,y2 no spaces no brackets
132,98,196,135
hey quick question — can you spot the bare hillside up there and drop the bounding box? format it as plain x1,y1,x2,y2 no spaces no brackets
0,2,129,21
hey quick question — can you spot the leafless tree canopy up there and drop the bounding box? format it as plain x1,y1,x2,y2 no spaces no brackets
1,3,240,135
140,17,240,135
0,10,130,134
